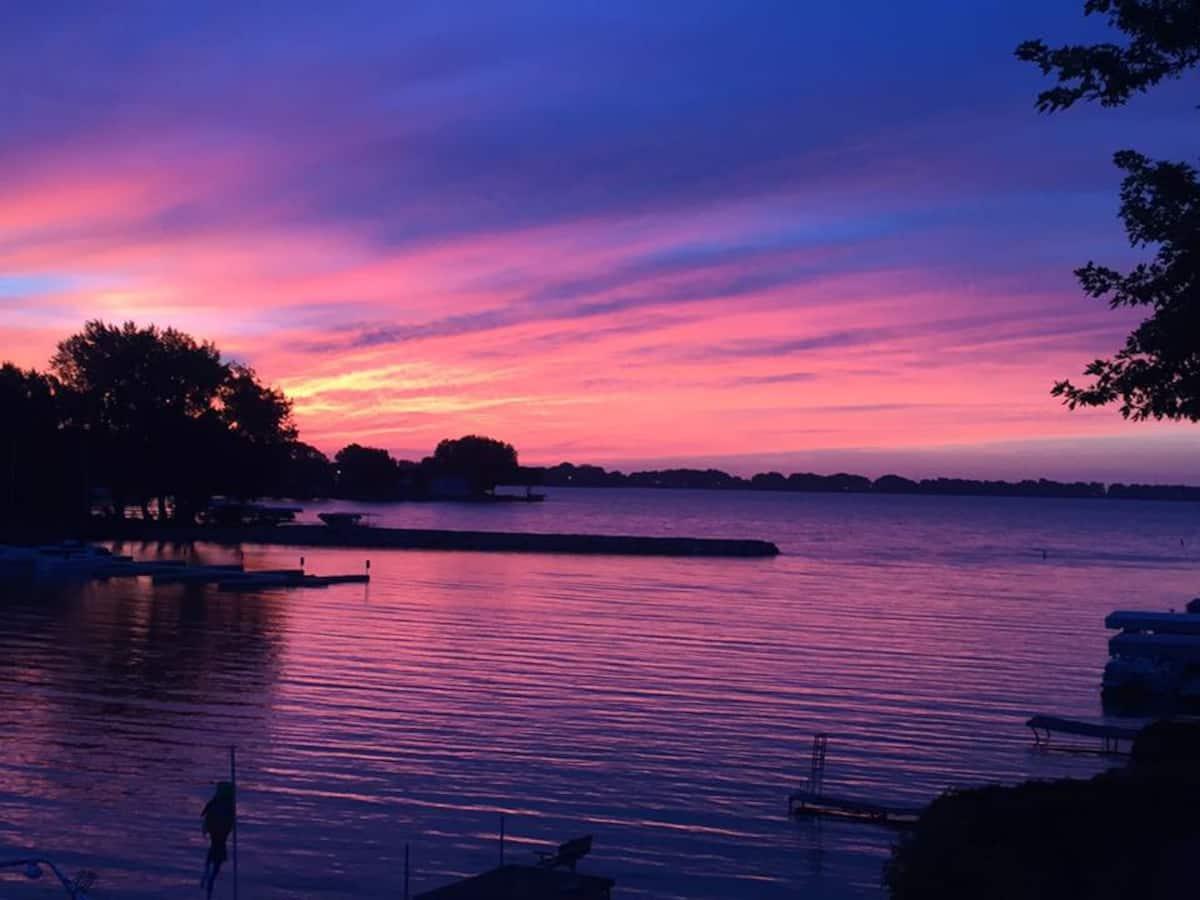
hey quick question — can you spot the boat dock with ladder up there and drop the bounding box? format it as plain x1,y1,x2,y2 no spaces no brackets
787,789,921,828
787,734,923,829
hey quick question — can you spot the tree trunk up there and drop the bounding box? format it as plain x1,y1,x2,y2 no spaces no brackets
173,494,196,525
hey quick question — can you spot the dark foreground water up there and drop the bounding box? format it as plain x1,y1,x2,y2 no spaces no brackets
2,489,1198,898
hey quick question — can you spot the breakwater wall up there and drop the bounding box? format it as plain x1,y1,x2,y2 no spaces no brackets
90,523,780,558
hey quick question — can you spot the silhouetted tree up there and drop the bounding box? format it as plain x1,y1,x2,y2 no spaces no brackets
334,444,399,499
48,320,298,521
51,321,224,519
543,462,617,487
874,474,919,493
751,472,788,490
431,435,519,495
280,442,336,499
218,364,299,501
1018,2,1200,420
0,364,83,530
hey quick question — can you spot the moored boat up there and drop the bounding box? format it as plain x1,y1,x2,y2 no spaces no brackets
1103,605,1200,707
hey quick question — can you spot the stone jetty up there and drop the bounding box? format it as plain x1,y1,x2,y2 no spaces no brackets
91,523,780,558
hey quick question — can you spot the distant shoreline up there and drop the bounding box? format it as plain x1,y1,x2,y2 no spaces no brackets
536,464,1200,503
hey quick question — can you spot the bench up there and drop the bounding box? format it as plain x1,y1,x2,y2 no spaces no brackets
535,835,593,872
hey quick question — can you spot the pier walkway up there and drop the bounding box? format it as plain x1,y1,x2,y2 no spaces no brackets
787,734,922,829
92,522,781,557
1026,715,1140,756
788,790,921,828
2,543,369,591
415,864,614,900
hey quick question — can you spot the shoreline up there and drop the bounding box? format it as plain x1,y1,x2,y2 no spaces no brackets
535,481,1200,503
88,522,781,558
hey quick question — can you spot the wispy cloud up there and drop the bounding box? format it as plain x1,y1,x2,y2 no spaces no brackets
726,371,819,386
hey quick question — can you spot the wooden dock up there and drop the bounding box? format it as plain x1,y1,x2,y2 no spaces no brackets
787,734,922,829
416,864,614,900
216,572,369,591
417,834,613,900
150,564,248,583
788,790,921,829
95,559,190,576
1026,715,1140,756
155,566,301,585
66,549,370,592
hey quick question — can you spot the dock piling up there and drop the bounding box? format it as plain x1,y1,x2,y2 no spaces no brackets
808,733,828,796
230,745,239,900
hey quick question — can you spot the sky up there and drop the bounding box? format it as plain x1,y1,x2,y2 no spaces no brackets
2,1,1196,481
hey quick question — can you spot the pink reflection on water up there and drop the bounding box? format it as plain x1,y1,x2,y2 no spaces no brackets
0,492,1197,897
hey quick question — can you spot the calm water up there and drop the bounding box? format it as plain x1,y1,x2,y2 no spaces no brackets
2,489,1198,898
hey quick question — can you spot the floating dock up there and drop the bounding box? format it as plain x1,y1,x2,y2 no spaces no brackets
1026,715,1139,756
416,833,613,900
154,566,299,585
216,572,369,591
150,564,248,583
787,733,922,829
92,523,781,557
129,561,368,590
5,543,370,591
788,790,920,829
415,864,614,900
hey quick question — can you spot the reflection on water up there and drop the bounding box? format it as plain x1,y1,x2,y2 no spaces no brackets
1,490,1198,898
0,549,288,897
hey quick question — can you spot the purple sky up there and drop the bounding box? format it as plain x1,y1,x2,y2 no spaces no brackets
1,2,1196,480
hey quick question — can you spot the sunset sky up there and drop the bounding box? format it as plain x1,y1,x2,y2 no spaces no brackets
2,2,1196,480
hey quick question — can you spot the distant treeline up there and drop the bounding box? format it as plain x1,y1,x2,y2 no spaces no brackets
328,438,536,502
540,463,1200,502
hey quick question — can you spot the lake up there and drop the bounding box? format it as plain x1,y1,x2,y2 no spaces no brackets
2,489,1198,898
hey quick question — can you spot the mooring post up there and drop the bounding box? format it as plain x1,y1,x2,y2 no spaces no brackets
499,814,505,866
230,745,239,900
809,733,828,796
